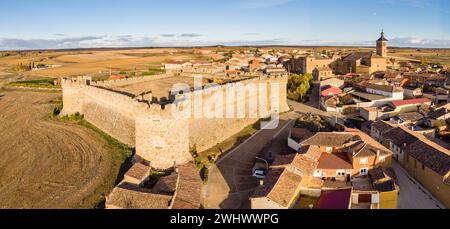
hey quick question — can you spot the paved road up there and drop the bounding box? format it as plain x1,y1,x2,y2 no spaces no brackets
202,112,297,209
392,162,444,209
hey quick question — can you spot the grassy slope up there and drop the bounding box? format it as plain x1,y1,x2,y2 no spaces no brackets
77,120,134,208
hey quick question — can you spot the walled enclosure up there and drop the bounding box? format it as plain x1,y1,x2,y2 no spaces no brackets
62,74,289,170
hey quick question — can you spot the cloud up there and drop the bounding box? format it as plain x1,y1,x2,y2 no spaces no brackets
2,35,450,50
245,33,261,36
235,0,295,8
0,36,104,50
160,34,177,38
388,37,450,48
283,37,450,48
179,33,202,38
54,33,67,37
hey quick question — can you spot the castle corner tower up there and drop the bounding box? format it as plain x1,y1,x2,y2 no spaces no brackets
376,29,388,57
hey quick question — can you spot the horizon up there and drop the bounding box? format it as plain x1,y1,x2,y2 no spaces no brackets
1,0,450,50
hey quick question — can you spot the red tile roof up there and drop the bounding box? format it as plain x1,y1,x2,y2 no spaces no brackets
391,98,431,107
317,152,353,170
321,86,342,97
316,188,352,209
109,74,126,80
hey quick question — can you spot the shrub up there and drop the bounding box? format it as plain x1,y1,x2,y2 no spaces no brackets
8,78,59,89
52,106,62,116
61,112,84,122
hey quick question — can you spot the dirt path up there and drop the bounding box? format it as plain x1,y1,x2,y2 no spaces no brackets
0,91,115,209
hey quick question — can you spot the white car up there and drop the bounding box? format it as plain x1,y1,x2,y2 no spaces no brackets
252,169,267,179
252,158,269,179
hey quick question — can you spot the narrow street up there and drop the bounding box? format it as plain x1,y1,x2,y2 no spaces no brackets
392,162,444,209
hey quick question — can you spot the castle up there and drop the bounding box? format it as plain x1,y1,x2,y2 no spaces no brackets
291,31,389,76
61,74,289,170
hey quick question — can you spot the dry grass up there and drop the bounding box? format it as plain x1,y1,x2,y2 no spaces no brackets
197,123,259,167
0,48,215,79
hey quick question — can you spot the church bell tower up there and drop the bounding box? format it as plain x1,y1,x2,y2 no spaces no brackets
376,29,388,57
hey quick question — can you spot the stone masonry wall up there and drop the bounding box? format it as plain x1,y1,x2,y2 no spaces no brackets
62,74,289,170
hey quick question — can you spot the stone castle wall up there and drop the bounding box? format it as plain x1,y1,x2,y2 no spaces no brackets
91,74,169,88
62,74,289,169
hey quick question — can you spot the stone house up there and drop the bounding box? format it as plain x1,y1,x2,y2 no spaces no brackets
251,146,321,209
313,66,333,81
301,131,393,178
351,167,399,209
373,125,450,208
360,98,431,121
402,139,450,208
250,168,303,209
291,54,336,74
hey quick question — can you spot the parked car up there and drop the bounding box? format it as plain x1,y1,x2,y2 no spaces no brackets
252,157,269,179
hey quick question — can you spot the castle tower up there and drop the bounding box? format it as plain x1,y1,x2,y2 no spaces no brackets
376,29,388,57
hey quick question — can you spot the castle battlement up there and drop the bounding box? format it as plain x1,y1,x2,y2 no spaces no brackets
61,76,92,88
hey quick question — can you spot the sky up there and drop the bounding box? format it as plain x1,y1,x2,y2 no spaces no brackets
0,0,449,50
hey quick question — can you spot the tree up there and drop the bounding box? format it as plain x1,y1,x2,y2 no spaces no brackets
288,73,312,102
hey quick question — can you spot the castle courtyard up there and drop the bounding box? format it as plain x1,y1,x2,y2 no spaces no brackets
110,75,211,99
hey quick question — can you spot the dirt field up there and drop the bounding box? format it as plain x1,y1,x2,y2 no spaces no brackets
0,90,120,209
0,48,211,80
389,48,450,67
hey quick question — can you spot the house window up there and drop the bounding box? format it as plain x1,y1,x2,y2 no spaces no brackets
360,157,369,165
360,168,369,175
379,156,386,163
336,170,346,176
314,170,323,178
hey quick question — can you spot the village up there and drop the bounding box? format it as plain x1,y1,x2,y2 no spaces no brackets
0,31,449,210
86,31,449,210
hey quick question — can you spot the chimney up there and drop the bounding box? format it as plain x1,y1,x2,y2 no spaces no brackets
377,150,380,157
260,180,265,186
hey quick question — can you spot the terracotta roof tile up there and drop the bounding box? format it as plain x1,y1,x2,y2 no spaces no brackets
106,183,171,209
301,132,359,147
317,152,353,170
171,163,202,209
125,163,150,181
153,173,178,195
252,168,302,208
404,141,450,176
